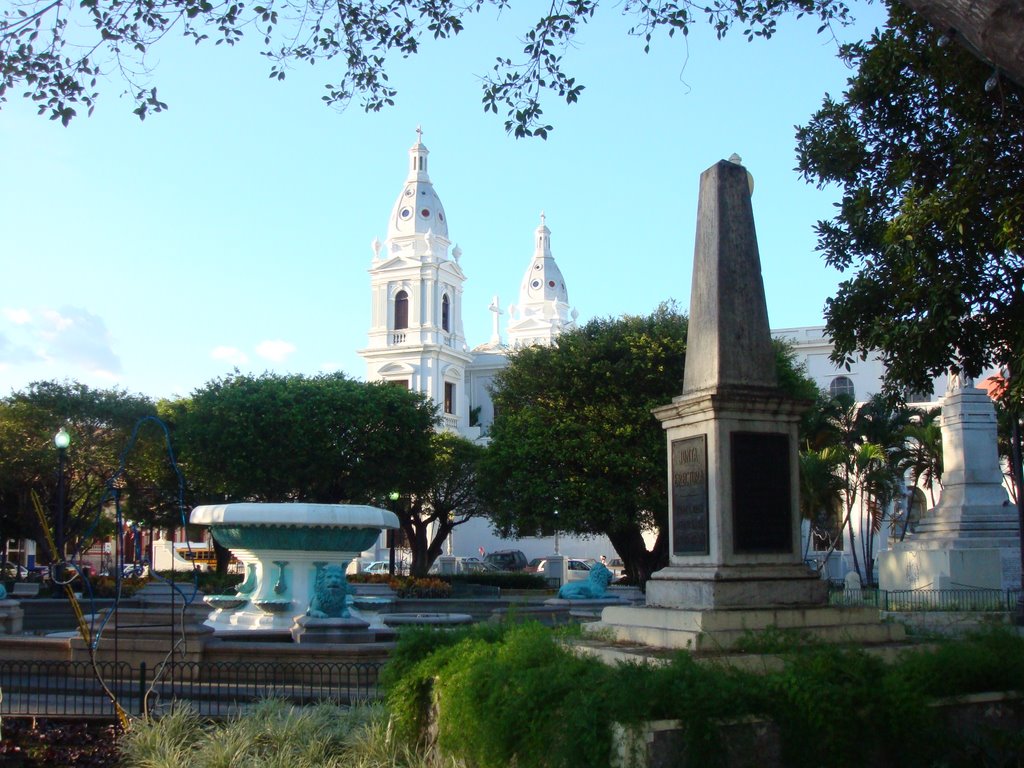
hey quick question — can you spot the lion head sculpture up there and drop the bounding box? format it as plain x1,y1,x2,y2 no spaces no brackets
307,563,353,618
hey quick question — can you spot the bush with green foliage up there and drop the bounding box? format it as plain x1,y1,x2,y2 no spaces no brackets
383,623,1024,768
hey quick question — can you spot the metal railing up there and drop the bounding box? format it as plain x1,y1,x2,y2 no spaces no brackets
829,587,1023,612
0,659,385,719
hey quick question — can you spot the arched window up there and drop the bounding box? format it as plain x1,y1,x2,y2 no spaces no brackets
441,294,450,332
394,290,409,330
829,375,855,400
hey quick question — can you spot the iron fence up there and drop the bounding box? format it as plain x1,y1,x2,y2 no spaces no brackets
0,659,385,719
829,587,1023,612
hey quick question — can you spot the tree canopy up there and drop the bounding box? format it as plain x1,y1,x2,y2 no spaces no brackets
6,0,1019,132
390,431,488,576
480,304,817,584
796,1,1023,403
0,380,164,564
171,371,437,504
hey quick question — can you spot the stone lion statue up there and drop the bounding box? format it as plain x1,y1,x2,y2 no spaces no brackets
557,562,614,600
307,563,354,618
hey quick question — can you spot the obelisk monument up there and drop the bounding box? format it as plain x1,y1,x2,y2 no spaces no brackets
588,158,903,650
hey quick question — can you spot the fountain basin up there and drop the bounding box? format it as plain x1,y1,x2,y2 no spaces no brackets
190,503,398,632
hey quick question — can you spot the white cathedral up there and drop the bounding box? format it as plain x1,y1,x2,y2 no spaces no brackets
358,129,578,441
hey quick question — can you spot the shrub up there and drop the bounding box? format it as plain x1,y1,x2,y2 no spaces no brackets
382,623,1024,768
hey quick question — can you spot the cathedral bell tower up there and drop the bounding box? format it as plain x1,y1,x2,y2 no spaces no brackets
506,213,578,348
359,129,474,433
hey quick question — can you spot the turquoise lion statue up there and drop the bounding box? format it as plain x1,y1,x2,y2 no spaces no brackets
307,563,354,618
558,562,614,599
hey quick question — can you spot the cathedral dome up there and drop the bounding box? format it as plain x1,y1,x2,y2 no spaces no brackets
387,128,449,241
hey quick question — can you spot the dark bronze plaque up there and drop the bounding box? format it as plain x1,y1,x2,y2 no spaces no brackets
731,432,792,554
671,435,709,556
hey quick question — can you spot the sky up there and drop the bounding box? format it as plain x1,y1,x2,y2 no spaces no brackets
0,1,889,402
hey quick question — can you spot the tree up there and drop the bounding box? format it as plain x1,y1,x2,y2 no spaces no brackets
171,372,437,505
800,392,911,585
480,304,817,585
904,405,942,508
797,0,1023,591
389,432,488,576
0,380,161,568
3,0,1020,131
796,2,1023,402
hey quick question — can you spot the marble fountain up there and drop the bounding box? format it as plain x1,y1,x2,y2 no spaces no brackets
190,502,471,643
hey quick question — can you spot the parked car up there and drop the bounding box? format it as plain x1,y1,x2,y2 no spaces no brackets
363,561,391,575
523,557,546,574
460,559,500,574
483,549,528,572
528,558,593,582
1,561,29,579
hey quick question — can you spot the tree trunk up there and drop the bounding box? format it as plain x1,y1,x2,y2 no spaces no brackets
900,0,1024,86
606,523,667,588
846,501,863,585
1011,415,1024,624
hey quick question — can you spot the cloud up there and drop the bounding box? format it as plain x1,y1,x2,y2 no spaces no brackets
0,305,121,375
3,308,31,325
256,340,296,363
210,346,249,365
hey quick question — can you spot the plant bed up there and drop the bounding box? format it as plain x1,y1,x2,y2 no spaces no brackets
0,718,123,767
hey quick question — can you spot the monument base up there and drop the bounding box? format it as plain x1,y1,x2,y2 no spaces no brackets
879,548,1006,591
646,564,828,610
586,603,905,652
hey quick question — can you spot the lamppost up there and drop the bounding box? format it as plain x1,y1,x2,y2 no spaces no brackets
53,427,70,581
388,491,400,576
553,509,560,555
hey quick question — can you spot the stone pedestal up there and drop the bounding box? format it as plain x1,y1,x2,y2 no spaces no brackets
291,615,376,644
881,383,1020,591
594,604,903,652
542,555,566,588
0,599,24,635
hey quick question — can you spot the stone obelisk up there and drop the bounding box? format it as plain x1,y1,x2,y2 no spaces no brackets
588,158,904,651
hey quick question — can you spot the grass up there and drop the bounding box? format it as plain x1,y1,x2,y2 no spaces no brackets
119,700,446,768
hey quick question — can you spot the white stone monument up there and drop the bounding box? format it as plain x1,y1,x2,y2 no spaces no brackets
880,373,1020,591
587,159,904,651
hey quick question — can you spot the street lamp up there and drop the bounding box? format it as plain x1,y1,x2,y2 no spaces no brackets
553,509,560,555
388,491,400,576
54,427,70,580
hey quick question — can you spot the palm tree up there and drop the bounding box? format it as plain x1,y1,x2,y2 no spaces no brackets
798,446,845,569
903,406,943,535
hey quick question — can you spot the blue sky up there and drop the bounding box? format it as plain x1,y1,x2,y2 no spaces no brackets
0,2,887,401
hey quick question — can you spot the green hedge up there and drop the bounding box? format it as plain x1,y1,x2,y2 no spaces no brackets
382,623,1024,768
438,572,548,590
